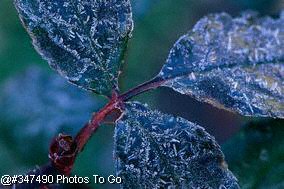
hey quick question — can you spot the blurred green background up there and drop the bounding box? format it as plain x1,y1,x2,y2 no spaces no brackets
0,0,283,188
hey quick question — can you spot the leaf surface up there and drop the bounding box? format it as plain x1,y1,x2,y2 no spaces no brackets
114,102,239,188
157,12,284,118
15,0,133,96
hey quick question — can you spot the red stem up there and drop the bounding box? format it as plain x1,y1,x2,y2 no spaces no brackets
75,77,164,152
74,98,119,152
119,77,165,101
48,77,164,177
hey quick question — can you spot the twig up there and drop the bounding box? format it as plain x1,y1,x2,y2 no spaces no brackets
10,77,163,188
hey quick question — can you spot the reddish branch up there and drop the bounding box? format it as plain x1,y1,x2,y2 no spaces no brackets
48,78,164,176
49,91,123,176
119,77,165,101
8,78,164,189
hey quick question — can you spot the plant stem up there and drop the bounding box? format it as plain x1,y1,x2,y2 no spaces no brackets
74,76,164,153
75,77,164,151
119,77,165,101
74,98,119,152
46,76,164,180
48,92,121,176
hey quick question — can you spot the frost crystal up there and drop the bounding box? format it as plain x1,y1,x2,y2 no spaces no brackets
15,0,133,96
158,12,284,118
114,102,239,189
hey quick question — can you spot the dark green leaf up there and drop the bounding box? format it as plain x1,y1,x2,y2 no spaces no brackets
114,102,239,188
223,119,284,189
0,66,103,164
14,0,133,96
157,12,284,118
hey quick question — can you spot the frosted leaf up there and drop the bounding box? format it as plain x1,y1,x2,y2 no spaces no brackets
14,0,133,96
114,102,239,189
0,66,103,163
157,12,284,118
223,119,284,189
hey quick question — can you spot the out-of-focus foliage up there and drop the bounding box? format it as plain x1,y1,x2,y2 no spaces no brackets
0,66,116,188
15,0,133,96
231,0,280,12
0,66,103,165
115,102,239,188
131,0,160,18
223,119,284,189
158,11,284,118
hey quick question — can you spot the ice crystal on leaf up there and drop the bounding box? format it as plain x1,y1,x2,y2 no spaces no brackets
14,0,133,96
114,102,239,189
158,12,284,118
